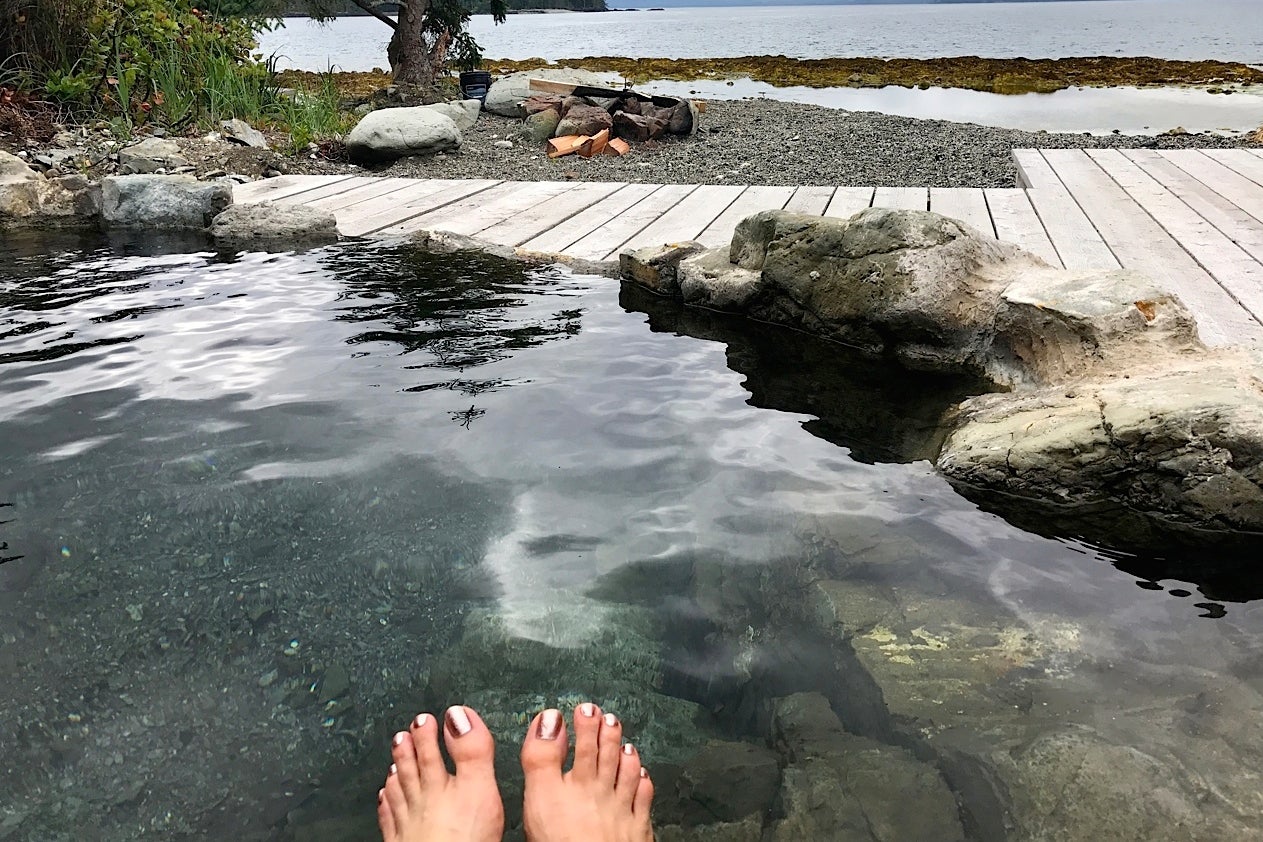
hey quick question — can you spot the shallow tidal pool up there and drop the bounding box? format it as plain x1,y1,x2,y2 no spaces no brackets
2,231,1262,840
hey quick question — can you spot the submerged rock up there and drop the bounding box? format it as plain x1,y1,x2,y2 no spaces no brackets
101,175,232,229
344,107,462,163
209,201,339,246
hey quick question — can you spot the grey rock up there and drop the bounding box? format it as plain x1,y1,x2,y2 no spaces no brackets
483,68,609,118
657,815,764,842
118,137,189,174
425,99,481,132
1,152,99,226
937,354,1263,531
0,150,45,223
209,201,339,245
674,740,780,826
318,663,350,701
220,118,269,149
678,249,762,311
492,140,514,149
101,175,232,229
518,110,561,144
345,107,462,163
618,241,707,296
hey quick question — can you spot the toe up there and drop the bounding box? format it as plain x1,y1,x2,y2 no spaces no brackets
597,712,623,784
390,731,423,801
442,705,497,782
633,768,654,824
615,742,642,805
570,702,602,780
408,712,447,783
376,788,396,841
520,708,568,782
383,771,409,829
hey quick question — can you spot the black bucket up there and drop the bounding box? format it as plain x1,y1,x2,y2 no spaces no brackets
459,71,493,105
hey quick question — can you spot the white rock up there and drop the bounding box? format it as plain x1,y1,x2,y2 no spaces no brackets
118,137,189,174
209,201,339,245
483,68,609,118
425,100,481,132
344,107,461,163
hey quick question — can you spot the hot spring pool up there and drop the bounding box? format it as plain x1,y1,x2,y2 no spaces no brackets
2,231,1261,841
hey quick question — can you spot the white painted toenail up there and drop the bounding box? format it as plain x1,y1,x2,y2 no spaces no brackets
579,703,595,718
413,713,429,729
378,788,386,802
539,709,562,740
389,763,397,776
604,713,618,727
622,743,634,755
640,767,648,778
445,706,473,737
392,731,406,747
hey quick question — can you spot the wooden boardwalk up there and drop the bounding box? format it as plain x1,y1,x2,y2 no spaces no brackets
233,148,1263,349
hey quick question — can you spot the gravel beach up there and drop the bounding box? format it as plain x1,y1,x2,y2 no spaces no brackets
347,98,1260,188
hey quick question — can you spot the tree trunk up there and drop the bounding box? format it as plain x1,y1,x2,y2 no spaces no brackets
387,0,436,87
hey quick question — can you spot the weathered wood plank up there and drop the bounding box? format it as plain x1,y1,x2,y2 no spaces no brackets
1012,149,1062,188
873,186,928,211
232,174,358,204
520,184,664,255
379,181,575,238
783,186,836,216
475,181,627,247
1088,149,1263,322
565,184,700,261
1201,149,1263,188
1040,148,1258,345
1022,171,1119,270
695,185,796,248
617,185,746,257
300,177,428,212
337,180,501,237
983,188,1063,267
1122,149,1263,265
1155,150,1263,225
269,176,376,205
823,186,874,218
929,187,994,236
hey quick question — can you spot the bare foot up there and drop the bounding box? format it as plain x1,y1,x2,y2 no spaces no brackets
377,705,505,842
520,703,655,842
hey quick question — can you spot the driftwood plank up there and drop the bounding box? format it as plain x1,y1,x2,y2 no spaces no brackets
1088,149,1263,323
873,186,928,211
337,180,501,237
983,188,1063,267
823,186,874,218
783,186,836,216
476,181,628,247
617,185,746,257
1041,148,1259,346
695,185,796,248
565,184,700,260
520,184,665,255
929,187,994,236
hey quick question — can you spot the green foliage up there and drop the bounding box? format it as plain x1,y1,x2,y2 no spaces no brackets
267,69,356,154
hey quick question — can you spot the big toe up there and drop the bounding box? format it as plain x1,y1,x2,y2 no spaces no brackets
520,708,568,781
442,705,497,782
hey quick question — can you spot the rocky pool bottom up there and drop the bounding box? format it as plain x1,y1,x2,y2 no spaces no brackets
1,232,1262,841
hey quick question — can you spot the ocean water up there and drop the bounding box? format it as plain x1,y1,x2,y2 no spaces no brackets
259,0,1263,70
3,231,1262,840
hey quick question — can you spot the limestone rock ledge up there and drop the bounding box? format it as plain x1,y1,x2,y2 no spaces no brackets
619,207,1263,532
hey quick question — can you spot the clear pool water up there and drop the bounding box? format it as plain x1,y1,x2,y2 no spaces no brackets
2,231,1261,840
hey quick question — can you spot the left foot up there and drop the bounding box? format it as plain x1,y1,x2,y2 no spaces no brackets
377,705,505,842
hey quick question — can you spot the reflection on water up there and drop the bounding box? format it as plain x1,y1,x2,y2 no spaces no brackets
3,232,1263,840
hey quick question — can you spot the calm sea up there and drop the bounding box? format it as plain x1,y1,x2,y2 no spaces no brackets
260,0,1263,71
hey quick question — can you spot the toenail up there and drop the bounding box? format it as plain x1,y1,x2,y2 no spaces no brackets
622,743,634,755
445,706,473,737
389,763,397,776
604,713,618,727
378,788,385,803
579,703,595,717
640,767,648,778
392,731,406,747
413,713,429,729
538,709,562,740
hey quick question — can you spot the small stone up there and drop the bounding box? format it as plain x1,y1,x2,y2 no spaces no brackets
493,140,513,149
259,669,278,688
125,604,142,622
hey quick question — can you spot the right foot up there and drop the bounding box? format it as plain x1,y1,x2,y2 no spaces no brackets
519,703,655,842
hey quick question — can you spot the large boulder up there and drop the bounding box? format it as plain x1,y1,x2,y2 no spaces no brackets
0,151,46,222
483,68,609,118
424,99,481,132
518,110,561,144
557,104,613,138
344,107,462,163
101,175,232,229
1,152,100,227
937,354,1263,531
118,137,190,174
209,201,339,246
